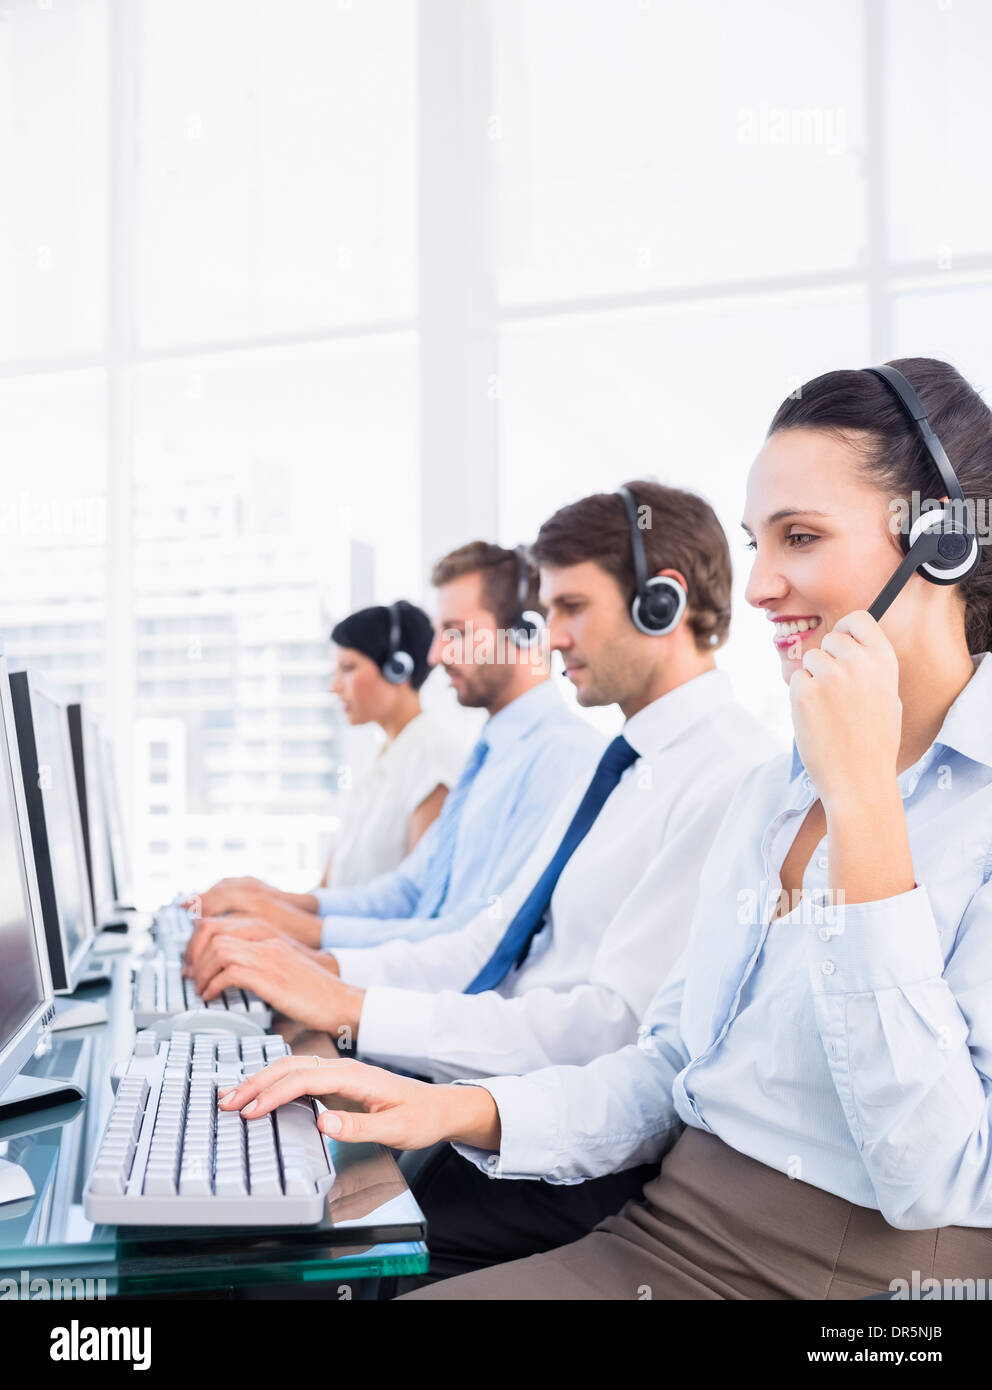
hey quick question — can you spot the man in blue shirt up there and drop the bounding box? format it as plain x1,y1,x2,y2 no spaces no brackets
188,541,602,948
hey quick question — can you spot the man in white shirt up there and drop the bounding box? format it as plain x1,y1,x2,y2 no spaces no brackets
197,481,781,1276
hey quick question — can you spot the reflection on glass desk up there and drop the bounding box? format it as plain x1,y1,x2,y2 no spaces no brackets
0,960,427,1295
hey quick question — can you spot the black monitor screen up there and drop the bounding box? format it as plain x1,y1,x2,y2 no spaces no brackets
33,689,89,964
0,690,46,1061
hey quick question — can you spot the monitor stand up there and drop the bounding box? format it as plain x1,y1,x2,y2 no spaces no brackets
76,960,113,990
52,997,108,1031
0,1074,85,1210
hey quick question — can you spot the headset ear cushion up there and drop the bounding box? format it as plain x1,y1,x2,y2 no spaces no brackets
631,577,687,636
512,610,545,650
907,508,980,584
937,531,972,563
383,651,415,684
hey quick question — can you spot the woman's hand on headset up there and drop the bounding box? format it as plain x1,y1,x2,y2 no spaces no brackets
789,608,902,808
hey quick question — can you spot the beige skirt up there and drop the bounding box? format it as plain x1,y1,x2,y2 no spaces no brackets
401,1126,992,1300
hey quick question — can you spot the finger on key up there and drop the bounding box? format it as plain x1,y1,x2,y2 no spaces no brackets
236,1062,355,1118
218,1055,324,1111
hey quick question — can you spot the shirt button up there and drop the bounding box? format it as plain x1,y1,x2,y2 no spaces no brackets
821,960,836,976
818,927,832,942
817,856,828,870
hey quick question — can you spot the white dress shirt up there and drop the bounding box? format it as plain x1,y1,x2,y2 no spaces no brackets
454,654,992,1231
336,668,783,1081
328,712,469,888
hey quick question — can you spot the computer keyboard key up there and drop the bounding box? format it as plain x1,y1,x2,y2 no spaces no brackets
143,1171,178,1196
215,1171,248,1197
89,1171,126,1196
249,1170,282,1197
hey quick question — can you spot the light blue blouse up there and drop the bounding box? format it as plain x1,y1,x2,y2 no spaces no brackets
461,653,992,1232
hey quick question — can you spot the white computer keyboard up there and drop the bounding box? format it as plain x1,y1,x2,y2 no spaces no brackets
132,946,272,1028
84,1031,336,1226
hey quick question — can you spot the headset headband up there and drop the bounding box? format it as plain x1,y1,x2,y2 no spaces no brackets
616,486,649,595
382,601,415,683
388,602,402,658
513,546,530,611
864,365,966,506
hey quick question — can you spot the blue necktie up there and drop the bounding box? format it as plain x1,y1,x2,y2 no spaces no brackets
413,735,490,918
465,734,639,994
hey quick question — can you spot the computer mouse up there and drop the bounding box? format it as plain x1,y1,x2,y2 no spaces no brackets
149,1010,267,1041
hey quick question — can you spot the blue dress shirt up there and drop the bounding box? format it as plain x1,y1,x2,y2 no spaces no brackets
459,653,992,1231
313,680,603,950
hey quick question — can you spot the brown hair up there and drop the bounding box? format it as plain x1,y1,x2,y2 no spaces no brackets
533,480,733,651
768,357,992,654
430,541,543,628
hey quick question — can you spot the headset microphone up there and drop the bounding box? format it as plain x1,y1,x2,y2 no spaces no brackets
864,365,979,622
382,602,416,684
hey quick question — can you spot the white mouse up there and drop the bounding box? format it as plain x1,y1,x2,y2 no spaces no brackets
149,1009,267,1041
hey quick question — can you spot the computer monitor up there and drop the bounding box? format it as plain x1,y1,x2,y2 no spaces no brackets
0,658,86,1208
9,671,95,994
66,704,116,927
0,657,55,1105
99,733,132,908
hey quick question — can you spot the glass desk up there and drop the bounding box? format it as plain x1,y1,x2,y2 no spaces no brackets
0,957,427,1296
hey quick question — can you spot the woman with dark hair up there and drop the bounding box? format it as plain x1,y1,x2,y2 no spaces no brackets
225,358,992,1300
196,601,467,915
322,600,467,887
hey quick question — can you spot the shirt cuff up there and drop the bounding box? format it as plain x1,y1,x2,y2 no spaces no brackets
319,916,383,951
357,986,434,1065
805,883,945,995
450,1075,572,1183
330,945,393,989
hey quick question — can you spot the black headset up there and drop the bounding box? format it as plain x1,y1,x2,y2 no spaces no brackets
510,546,545,649
381,602,416,684
615,486,688,636
865,365,980,621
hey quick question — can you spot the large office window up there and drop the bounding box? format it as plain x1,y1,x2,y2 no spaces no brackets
1,0,990,900
0,0,419,903
0,1,109,711
492,0,992,741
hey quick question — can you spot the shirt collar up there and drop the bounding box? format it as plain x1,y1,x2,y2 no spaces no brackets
789,650,992,788
482,679,567,755
379,710,426,763
622,668,734,759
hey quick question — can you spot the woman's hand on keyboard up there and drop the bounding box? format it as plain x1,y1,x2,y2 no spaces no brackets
217,1056,502,1154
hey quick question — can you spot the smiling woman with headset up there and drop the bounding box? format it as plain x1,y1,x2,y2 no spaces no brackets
220,356,992,1301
